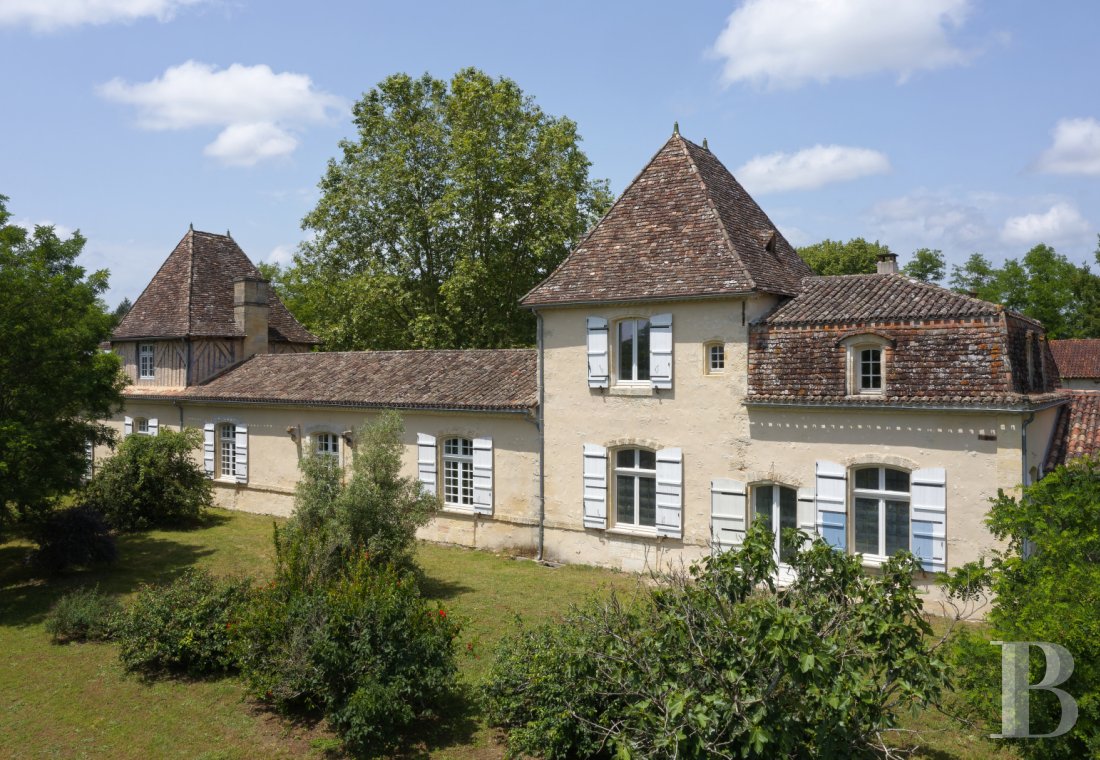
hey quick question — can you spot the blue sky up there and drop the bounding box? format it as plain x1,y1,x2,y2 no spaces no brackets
3,0,1099,306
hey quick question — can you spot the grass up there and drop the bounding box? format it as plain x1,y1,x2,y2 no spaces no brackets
0,508,1016,758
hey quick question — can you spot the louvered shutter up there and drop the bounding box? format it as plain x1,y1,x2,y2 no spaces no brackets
148,417,159,436
203,423,215,477
586,317,609,388
815,460,847,550
472,437,493,516
911,467,947,572
124,416,133,437
655,447,683,538
582,444,608,528
711,478,747,551
417,433,437,497
84,439,94,482
797,487,816,550
650,313,673,390
234,425,248,484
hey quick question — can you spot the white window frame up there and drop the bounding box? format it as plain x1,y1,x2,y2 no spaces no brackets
851,466,910,562
612,447,658,532
442,437,475,511
845,337,888,396
135,417,150,436
314,432,341,463
615,318,651,385
751,483,799,565
218,423,237,479
138,343,155,380
706,342,726,374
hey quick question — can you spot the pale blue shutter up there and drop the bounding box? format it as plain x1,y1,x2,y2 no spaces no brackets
911,467,946,572
203,423,215,477
124,416,133,437
650,313,673,390
815,460,847,550
582,444,608,528
472,437,493,516
148,417,159,436
655,447,682,538
711,478,747,551
586,317,609,388
234,424,248,484
417,433,437,497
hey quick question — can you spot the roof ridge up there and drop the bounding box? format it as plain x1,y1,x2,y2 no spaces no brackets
186,228,197,335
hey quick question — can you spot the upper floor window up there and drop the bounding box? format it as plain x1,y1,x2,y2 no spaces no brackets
617,319,651,383
139,343,155,379
614,448,656,529
844,336,888,395
706,342,725,374
852,466,909,558
443,437,474,509
315,432,340,461
753,484,798,563
859,348,882,392
136,417,150,436
219,423,237,478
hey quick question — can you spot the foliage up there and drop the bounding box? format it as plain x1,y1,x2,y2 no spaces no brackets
944,456,1100,757
796,237,892,276
30,504,117,574
903,247,947,283
485,524,948,759
116,568,252,676
0,195,125,529
289,68,613,350
110,296,132,328
45,586,122,643
80,427,213,531
234,554,459,757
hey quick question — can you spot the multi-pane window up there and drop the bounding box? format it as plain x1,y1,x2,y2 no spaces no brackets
852,467,910,558
859,348,883,393
617,319,651,382
139,343,155,379
707,343,725,374
219,424,237,478
315,432,340,461
136,418,150,435
753,484,798,563
614,448,657,529
443,437,474,508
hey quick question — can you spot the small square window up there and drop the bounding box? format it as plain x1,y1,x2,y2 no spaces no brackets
136,418,150,435
706,343,725,373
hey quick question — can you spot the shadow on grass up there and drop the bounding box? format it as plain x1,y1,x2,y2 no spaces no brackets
392,684,484,759
417,573,475,602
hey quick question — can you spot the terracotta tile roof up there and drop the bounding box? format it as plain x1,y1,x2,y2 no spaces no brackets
112,229,318,344
1046,391,1100,470
521,134,812,307
122,349,537,412
1050,339,1100,379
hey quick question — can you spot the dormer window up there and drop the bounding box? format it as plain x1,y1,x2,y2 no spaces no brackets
843,335,890,396
139,343,155,380
859,348,882,393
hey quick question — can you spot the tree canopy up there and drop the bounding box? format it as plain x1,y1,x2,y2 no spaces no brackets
0,195,124,526
901,247,946,283
283,68,613,350
796,237,892,276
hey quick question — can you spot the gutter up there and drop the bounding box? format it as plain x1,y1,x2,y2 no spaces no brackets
536,310,546,562
741,398,1069,414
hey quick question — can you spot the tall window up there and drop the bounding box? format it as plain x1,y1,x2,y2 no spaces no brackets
219,424,237,478
136,417,150,435
706,343,725,374
617,319,651,382
859,348,882,393
139,343,155,379
753,484,798,563
315,432,340,461
852,467,909,558
443,437,474,508
614,448,656,528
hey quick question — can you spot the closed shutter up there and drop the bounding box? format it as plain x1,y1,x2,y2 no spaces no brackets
815,460,847,550
203,423,215,477
417,433,437,497
234,425,248,484
582,443,608,529
797,487,816,550
148,417,159,436
655,447,683,538
650,313,673,390
124,416,133,437
911,467,947,572
711,478,747,551
586,317,609,388
472,437,493,516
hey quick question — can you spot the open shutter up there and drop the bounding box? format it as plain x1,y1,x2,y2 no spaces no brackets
417,433,437,497
148,417,159,436
203,423,215,477
815,460,847,551
124,416,133,437
650,313,673,390
84,439,94,482
586,317,609,388
797,487,816,550
911,467,947,572
711,478,747,551
655,447,683,538
472,437,493,516
234,424,248,484
582,444,608,528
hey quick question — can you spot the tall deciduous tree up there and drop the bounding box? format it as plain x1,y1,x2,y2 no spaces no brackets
902,247,946,283
796,238,892,276
291,69,613,349
0,196,124,526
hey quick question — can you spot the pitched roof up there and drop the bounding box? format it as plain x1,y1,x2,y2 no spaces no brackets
1050,339,1100,379
1045,391,1100,470
520,133,813,307
122,349,537,412
761,274,1010,326
112,229,319,344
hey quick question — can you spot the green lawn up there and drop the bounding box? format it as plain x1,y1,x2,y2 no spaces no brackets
0,509,1015,758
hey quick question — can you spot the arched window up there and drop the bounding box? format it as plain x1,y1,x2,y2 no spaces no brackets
752,483,798,563
218,423,237,478
315,432,340,461
705,341,725,375
443,437,474,509
614,448,657,529
852,466,910,558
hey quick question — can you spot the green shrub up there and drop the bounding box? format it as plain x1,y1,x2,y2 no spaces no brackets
234,555,458,757
81,427,212,531
45,586,122,643
31,504,117,574
117,568,252,676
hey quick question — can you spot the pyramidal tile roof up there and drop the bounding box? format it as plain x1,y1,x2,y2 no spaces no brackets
521,133,813,307
112,229,318,344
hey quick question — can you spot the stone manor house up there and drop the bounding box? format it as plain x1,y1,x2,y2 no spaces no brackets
100,132,1100,592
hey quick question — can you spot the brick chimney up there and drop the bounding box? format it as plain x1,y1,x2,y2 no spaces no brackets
876,252,899,275
234,276,269,358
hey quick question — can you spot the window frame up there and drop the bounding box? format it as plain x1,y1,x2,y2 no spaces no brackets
844,336,889,396
615,318,652,385
138,343,155,380
705,342,726,375
135,417,150,436
442,436,475,511
751,483,799,564
850,466,911,562
612,447,658,533
314,432,341,463
218,423,237,480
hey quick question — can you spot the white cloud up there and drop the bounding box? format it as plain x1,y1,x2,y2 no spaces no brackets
869,192,990,246
266,244,295,266
1001,203,1092,246
98,61,345,166
0,0,206,31
1034,117,1100,176
712,0,974,89
735,145,890,193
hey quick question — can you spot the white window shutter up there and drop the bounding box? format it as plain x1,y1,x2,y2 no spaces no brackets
911,467,947,572
124,416,133,437
815,461,847,551
582,443,608,528
84,439,94,482
203,423,215,477
234,424,248,484
586,317,609,388
655,447,683,538
417,433,437,497
710,478,746,551
148,417,159,436
472,437,493,515
797,487,816,550
650,313,673,390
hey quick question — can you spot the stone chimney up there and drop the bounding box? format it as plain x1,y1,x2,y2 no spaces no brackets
234,276,269,358
876,252,899,275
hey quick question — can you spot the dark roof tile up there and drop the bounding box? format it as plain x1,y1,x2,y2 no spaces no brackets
1046,391,1100,469
1050,339,1100,379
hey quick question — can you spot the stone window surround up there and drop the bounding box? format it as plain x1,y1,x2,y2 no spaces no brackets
839,333,894,397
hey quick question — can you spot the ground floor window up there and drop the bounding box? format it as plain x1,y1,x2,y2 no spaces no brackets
315,432,340,461
852,466,910,557
443,437,474,508
135,417,150,435
219,423,237,478
753,483,798,563
614,448,656,528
